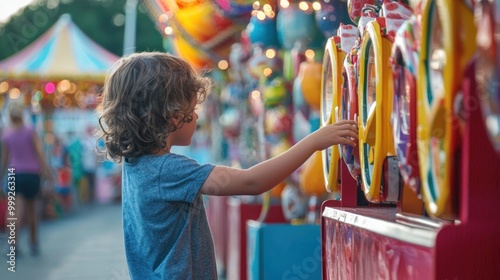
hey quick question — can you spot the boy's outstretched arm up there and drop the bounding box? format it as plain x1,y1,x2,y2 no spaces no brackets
201,120,358,196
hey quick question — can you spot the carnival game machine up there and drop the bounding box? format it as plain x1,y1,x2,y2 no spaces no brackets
320,0,500,279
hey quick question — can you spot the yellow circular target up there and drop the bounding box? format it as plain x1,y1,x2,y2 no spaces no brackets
417,0,476,218
321,37,346,194
357,19,397,203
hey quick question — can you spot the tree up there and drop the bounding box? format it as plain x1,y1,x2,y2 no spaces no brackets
0,0,164,61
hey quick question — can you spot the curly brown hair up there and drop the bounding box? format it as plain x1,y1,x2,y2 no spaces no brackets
97,52,212,162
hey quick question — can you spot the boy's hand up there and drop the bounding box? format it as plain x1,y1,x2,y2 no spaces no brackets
312,120,358,151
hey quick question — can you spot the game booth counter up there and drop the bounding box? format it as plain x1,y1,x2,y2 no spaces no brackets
0,14,121,217
319,0,500,279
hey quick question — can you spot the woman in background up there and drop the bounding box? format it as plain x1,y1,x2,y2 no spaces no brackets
0,100,53,256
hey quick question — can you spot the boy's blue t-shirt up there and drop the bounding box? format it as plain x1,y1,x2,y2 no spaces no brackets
122,153,216,279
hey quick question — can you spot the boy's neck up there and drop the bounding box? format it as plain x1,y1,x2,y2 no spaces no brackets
156,147,170,156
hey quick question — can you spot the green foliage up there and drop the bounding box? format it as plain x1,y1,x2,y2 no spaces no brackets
0,0,164,60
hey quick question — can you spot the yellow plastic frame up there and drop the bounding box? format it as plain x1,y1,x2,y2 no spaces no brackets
357,20,396,202
321,37,346,193
417,0,476,218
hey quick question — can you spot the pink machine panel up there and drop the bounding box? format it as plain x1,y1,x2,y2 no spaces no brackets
322,207,439,280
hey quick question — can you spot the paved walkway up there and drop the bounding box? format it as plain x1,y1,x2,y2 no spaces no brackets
0,203,129,280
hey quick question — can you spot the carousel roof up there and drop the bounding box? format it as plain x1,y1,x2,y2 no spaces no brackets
0,14,120,82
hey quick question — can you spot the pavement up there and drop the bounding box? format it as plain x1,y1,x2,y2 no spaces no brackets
0,203,130,280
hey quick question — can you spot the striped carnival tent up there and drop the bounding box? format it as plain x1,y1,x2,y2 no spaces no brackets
0,14,120,110
0,14,119,83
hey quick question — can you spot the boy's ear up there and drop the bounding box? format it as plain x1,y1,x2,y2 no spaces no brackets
171,113,182,126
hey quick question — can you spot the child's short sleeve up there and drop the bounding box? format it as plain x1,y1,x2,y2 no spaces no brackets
158,154,214,203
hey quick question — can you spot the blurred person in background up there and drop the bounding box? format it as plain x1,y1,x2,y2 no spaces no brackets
64,131,84,209
0,100,54,256
81,126,98,203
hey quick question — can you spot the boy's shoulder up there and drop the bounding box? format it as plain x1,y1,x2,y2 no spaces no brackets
152,153,214,175
127,153,212,170
125,153,190,169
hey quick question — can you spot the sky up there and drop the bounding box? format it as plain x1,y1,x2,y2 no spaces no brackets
0,0,36,23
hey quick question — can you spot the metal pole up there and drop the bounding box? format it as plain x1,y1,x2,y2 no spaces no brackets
123,0,138,56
